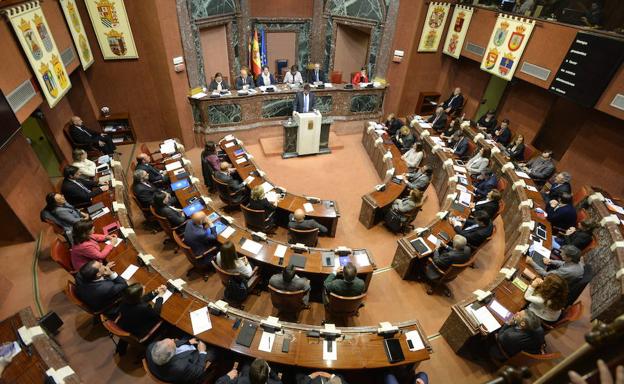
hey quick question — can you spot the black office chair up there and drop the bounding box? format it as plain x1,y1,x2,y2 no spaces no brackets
212,175,247,211
241,204,275,233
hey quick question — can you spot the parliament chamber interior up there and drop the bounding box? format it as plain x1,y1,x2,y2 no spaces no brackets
1,0,624,383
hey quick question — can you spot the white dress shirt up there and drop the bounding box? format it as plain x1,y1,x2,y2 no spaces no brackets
284,71,303,84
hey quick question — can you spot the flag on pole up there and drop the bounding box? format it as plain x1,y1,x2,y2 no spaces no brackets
259,28,268,68
251,29,262,78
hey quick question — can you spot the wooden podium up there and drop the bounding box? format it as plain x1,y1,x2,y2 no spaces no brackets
282,112,332,158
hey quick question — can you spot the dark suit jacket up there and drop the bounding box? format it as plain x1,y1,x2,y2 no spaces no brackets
156,205,186,227
137,162,164,184
288,213,328,234
546,182,571,201
69,124,100,146
215,171,244,191
306,68,326,84
442,93,464,113
61,178,101,207
292,92,317,113
183,221,218,256
133,182,157,208
491,324,545,361
506,142,525,161
474,174,498,199
494,126,512,145
324,273,365,297
216,369,282,384
75,273,127,313
117,291,162,339
385,118,404,136
249,197,276,214
546,204,577,230
428,112,448,132
454,219,494,247
255,73,276,87
208,80,230,91
477,115,497,133
426,245,472,280
559,229,592,251
235,75,255,90
146,339,208,384
453,137,469,157
473,199,500,220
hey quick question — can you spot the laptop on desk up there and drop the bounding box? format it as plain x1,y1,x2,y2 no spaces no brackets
182,201,204,217
171,178,190,191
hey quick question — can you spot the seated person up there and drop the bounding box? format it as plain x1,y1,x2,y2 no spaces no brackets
553,218,597,251
235,66,255,90
440,118,459,142
404,165,433,191
465,147,491,176
214,161,246,193
401,142,424,169
472,189,502,220
248,185,277,222
147,337,216,384
384,113,404,136
283,65,303,85
427,106,447,133
153,190,186,228
75,260,127,315
524,275,568,323
216,358,282,384
71,149,96,178
201,141,221,191
323,262,365,303
451,210,493,248
451,130,470,158
542,172,571,202
394,126,416,153
351,67,369,84
269,264,311,306
289,208,328,235
388,189,427,224
136,153,167,185
68,115,116,155
424,235,471,292
216,241,253,278
306,62,326,84
473,168,498,200
527,244,584,285
546,192,577,230
384,372,429,384
42,192,88,241
521,149,555,187
489,310,545,362
441,87,464,115
61,165,106,207
117,283,167,341
506,135,525,162
256,65,276,87
476,110,497,134
70,220,116,271
183,212,219,258
492,119,512,145
132,169,159,209
208,72,230,92
297,371,348,384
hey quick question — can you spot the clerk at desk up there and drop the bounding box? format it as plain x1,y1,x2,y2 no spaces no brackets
235,67,255,90
293,84,316,113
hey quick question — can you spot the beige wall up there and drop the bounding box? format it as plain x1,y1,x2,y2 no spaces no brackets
200,25,230,84
333,24,370,82
266,32,296,75
249,0,314,18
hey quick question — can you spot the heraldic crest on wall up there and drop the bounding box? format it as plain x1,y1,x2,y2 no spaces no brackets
59,0,95,69
443,5,474,59
84,0,138,60
418,2,451,53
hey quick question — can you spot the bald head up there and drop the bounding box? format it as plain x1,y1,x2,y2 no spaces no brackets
71,116,82,125
191,211,206,224
293,209,305,222
136,153,150,164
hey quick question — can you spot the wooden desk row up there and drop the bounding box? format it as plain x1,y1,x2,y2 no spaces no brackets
219,137,341,237
86,148,431,370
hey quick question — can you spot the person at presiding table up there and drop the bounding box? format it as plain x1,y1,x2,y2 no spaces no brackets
394,126,416,153
441,87,464,115
524,274,569,323
306,62,326,84
68,115,117,155
216,241,253,278
465,147,491,177
473,168,498,200
546,192,577,230
147,337,216,384
75,260,127,316
235,66,255,90
384,113,404,136
215,161,247,193
404,165,433,191
184,212,219,259
542,172,572,202
61,165,107,207
136,153,168,185
401,142,424,169
422,235,471,294
323,262,365,304
553,218,597,252
351,66,369,84
289,208,328,235
472,189,502,220
71,149,97,179
153,190,186,228
506,134,525,162
269,264,311,306
488,310,545,363
42,192,88,241
249,186,277,221
208,72,230,92
451,210,494,248
132,169,159,209
476,110,497,134
293,83,316,113
216,358,283,384
491,119,512,146
70,219,117,270
256,65,276,87
519,149,555,187
526,244,584,285
283,65,304,85
427,106,447,133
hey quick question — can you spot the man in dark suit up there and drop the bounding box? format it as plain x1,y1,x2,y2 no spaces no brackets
75,260,127,315
441,87,464,115
546,192,577,230
215,162,246,192
256,66,276,87
553,219,596,252
136,153,167,185
489,310,545,362
472,190,502,220
61,165,105,207
427,107,447,133
216,358,283,384
473,168,498,200
183,212,218,258
208,72,230,92
269,264,311,305
68,116,116,155
542,172,572,202
289,208,328,235
235,67,255,90
323,262,365,304
451,210,493,248
153,190,186,227
292,84,316,113
493,119,512,146
306,63,325,84
452,131,469,158
132,170,158,209
147,337,216,384
424,235,471,293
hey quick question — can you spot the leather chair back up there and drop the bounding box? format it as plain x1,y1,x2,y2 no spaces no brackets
150,206,174,240
326,292,366,319
268,285,306,320
211,259,238,287
330,71,342,84
439,252,478,283
241,204,268,232
142,359,169,384
64,280,95,315
288,227,319,247
51,238,75,274
212,175,241,210
505,350,561,368
63,123,102,158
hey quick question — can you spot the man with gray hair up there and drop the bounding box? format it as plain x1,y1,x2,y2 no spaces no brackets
527,244,584,285
424,235,471,294
146,337,216,383
132,169,158,208
542,171,571,202
489,310,545,362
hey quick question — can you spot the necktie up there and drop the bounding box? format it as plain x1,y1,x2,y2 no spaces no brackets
315,70,319,82
77,126,92,137
304,94,308,112
71,180,91,193
465,224,479,231
243,77,246,85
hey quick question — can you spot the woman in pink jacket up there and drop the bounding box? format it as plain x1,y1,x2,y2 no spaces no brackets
70,220,117,270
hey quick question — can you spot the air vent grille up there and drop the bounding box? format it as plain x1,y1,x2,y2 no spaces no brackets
465,42,485,57
61,46,76,67
520,62,551,81
6,79,37,113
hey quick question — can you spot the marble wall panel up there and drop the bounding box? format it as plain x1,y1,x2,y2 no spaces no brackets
208,104,242,124
350,94,381,112
262,98,294,118
189,0,236,20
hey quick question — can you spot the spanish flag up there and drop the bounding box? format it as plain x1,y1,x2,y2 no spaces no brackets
251,29,262,78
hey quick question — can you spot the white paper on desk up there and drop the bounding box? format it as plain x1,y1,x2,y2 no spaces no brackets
489,299,512,320
530,242,551,259
191,92,207,99
221,226,235,239
153,290,173,304
224,142,235,148
303,202,314,213
241,239,263,255
120,264,139,280
258,331,276,352
606,199,624,214
468,306,501,333
420,123,433,129
190,307,212,335
244,175,254,184
456,184,468,192
453,165,467,173
235,157,247,164
431,137,445,146
324,82,333,88
274,244,287,258
92,207,110,220
405,330,425,351
515,170,531,179
97,155,111,164
98,175,111,184
354,251,371,266
105,235,122,247
160,142,176,155
375,129,386,135
426,234,440,247
459,191,472,206
165,161,183,171
322,340,337,361
526,185,538,192
261,182,273,193
266,191,278,204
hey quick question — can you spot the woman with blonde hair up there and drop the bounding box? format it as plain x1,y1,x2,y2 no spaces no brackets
525,274,569,323
248,185,276,217
395,126,415,153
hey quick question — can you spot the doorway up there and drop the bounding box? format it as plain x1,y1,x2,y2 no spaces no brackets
21,115,62,178
476,75,508,119
333,23,371,82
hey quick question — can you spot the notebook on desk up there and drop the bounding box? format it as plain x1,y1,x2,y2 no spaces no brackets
235,321,257,347
87,202,105,215
410,238,431,255
383,338,405,363
289,253,307,269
